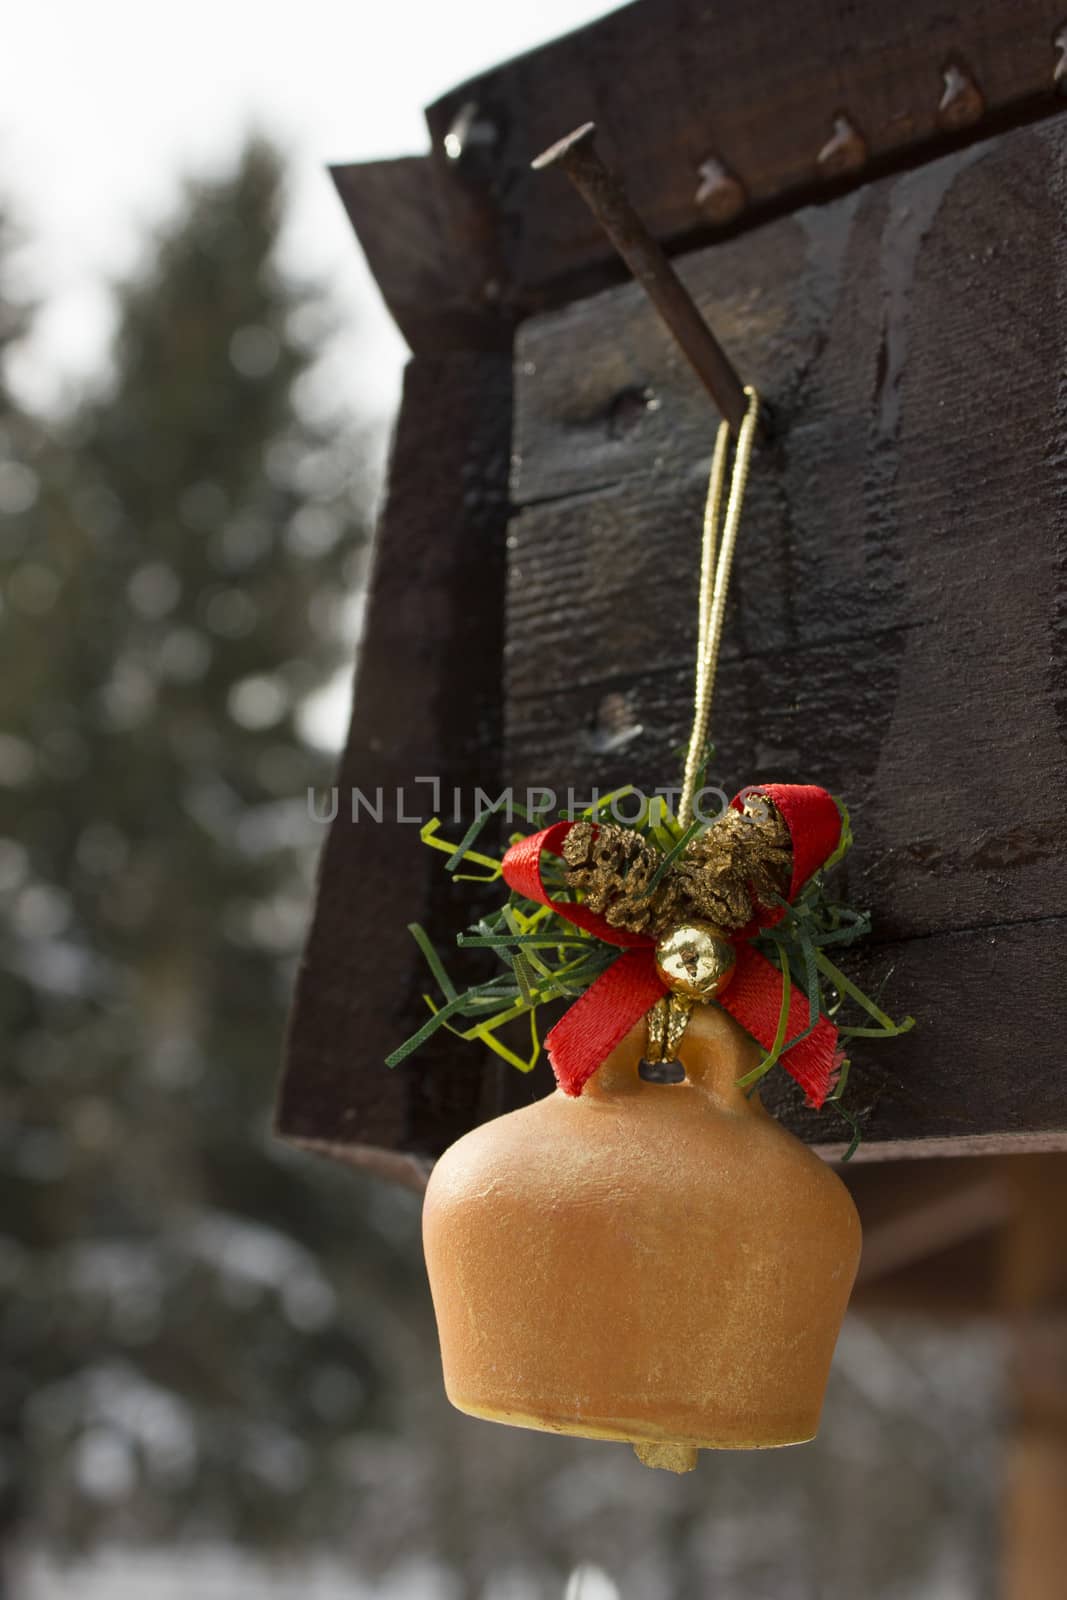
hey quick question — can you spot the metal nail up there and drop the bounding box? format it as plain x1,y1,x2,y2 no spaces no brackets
938,63,984,129
443,101,498,170
694,157,747,225
817,115,868,177
531,123,753,435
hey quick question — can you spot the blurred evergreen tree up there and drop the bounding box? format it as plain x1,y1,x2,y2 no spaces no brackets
0,143,430,1566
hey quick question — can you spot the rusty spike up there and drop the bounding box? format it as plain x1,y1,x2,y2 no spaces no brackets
532,123,754,435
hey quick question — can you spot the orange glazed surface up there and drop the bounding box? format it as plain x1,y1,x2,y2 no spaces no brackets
423,1005,862,1468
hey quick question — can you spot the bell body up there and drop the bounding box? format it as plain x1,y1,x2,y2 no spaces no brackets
422,1004,861,1465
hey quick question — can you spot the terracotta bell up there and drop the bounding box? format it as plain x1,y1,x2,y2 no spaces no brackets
423,1003,861,1471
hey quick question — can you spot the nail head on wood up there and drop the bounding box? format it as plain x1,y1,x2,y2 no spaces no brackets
938,63,985,129
694,157,747,224
817,114,868,177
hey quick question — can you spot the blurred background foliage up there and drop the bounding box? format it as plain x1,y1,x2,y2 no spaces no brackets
0,138,1004,1600
0,138,425,1574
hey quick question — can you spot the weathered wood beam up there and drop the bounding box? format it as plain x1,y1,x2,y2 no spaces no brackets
279,351,514,1164
329,157,513,355
1000,1157,1067,1600
843,1154,1067,1318
850,1160,1014,1283
330,3,1067,352
421,0,1067,311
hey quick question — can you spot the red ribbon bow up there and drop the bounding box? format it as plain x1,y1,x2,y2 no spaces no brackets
501,784,843,1107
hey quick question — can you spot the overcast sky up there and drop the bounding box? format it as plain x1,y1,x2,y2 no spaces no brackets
3,0,621,421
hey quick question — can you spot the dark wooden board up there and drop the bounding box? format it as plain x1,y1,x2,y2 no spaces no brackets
503,117,1067,1157
763,917,1067,1159
427,0,1065,310
330,157,513,355
333,1,1067,352
279,351,515,1174
504,640,1067,949
286,44,1067,1177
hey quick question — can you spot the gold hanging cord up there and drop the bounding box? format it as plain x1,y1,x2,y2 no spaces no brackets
677,385,761,830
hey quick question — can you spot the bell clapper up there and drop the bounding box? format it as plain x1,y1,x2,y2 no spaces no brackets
633,1441,700,1473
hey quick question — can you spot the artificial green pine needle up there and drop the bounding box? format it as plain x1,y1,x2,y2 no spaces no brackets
838,1021,916,1039
385,989,481,1066
812,949,913,1035
407,922,458,1003
828,1056,852,1102
579,785,638,820
457,933,594,949
833,1099,863,1162
511,953,538,1005
443,802,510,872
646,792,684,851
797,926,823,1035
807,924,874,947
390,792,912,1151
824,797,853,870
641,818,706,896
419,818,502,879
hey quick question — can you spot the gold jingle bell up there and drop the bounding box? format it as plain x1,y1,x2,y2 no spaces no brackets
654,921,736,1000
646,921,737,1063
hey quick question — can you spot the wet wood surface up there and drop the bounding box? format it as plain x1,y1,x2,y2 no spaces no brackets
453,0,1062,293
279,352,514,1174
505,117,1067,1156
285,57,1067,1169
334,2,1067,351
329,156,514,356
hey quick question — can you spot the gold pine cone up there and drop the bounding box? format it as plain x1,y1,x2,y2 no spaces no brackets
561,800,793,943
